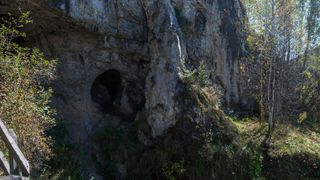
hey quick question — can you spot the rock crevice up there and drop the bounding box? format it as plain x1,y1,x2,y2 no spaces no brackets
0,0,246,178
0,0,246,140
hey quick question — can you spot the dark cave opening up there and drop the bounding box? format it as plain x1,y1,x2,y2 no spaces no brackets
91,69,122,113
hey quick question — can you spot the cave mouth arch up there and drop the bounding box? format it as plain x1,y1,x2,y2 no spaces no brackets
91,69,122,112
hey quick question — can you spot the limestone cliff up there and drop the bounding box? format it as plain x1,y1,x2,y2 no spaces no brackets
29,0,244,137
0,0,246,178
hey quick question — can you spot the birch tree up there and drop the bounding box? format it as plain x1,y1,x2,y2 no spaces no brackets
243,0,320,133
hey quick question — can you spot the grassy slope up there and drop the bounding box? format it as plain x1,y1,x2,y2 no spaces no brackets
229,117,320,179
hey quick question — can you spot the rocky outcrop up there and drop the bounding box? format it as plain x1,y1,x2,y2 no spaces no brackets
1,0,246,178
38,0,245,136
1,0,245,137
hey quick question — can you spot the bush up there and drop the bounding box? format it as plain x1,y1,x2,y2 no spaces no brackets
0,12,56,172
249,152,263,179
163,161,186,180
183,64,210,87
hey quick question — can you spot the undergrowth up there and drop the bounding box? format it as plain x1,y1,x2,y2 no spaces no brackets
93,123,143,179
41,121,83,179
229,116,320,179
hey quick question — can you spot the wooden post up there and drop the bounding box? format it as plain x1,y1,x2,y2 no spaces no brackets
0,151,10,175
8,129,19,175
0,119,29,176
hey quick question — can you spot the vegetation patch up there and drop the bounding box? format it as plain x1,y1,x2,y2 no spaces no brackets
270,124,320,158
229,117,320,179
0,12,57,175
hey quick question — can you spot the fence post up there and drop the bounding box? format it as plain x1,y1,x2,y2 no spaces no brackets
0,151,10,175
8,129,19,175
0,119,30,177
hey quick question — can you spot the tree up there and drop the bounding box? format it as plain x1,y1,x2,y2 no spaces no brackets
243,0,320,134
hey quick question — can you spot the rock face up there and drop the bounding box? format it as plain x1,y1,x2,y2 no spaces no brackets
2,0,245,144
1,0,245,178
37,0,245,137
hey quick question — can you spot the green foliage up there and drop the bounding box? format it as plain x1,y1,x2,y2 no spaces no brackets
230,117,320,179
163,161,186,180
41,122,83,180
93,125,141,179
182,63,221,113
249,152,263,179
266,123,320,179
94,127,123,178
0,12,56,171
183,64,210,88
298,112,308,124
299,67,320,121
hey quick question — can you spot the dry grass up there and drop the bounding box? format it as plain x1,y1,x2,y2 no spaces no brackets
270,124,320,158
229,117,320,159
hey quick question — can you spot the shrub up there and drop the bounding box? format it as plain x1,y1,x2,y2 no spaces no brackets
249,152,263,179
163,161,186,180
183,64,210,87
0,12,56,172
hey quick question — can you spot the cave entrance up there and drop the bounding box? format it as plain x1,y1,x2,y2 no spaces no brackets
91,69,122,113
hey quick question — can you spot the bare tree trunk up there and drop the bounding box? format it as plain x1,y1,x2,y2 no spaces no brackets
260,59,265,123
267,0,276,133
286,29,291,64
303,39,310,69
268,60,273,132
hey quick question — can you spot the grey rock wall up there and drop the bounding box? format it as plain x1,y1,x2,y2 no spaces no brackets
43,0,245,136
1,0,245,140
1,0,245,178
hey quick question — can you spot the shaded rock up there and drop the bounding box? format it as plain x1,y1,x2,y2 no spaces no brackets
0,0,246,178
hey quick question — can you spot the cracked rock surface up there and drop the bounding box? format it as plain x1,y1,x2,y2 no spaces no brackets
1,0,246,178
